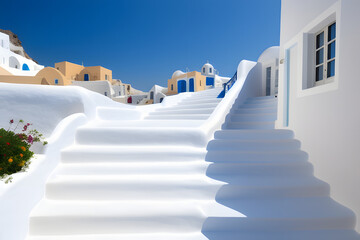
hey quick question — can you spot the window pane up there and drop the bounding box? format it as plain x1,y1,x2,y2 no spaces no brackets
316,65,323,81
316,32,324,49
328,23,336,41
328,41,335,59
327,60,335,78
316,49,324,65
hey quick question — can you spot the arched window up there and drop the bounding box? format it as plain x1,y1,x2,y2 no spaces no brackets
54,79,59,85
84,74,89,81
9,56,20,69
209,68,212,73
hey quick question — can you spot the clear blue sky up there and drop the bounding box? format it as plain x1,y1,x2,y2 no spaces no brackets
1,0,281,91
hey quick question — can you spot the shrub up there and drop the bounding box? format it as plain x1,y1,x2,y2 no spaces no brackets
0,119,47,183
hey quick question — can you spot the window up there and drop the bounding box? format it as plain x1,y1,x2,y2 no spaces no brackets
105,74,108,80
54,79,59,85
209,68,212,73
104,92,107,96
315,22,336,85
171,84,173,91
200,81,201,86
150,91,154,100
84,74,89,81
203,68,205,73
266,67,271,96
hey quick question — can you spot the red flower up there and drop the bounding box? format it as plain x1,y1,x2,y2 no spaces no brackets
27,135,34,144
23,125,28,131
27,123,30,126
6,142,10,145
10,119,14,124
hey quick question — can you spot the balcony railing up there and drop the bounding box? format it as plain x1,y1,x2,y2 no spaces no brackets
217,71,237,98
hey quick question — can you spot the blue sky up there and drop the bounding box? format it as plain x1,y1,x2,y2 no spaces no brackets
1,0,281,91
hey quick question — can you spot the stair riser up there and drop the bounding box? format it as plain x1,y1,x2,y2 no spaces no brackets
230,114,277,122
61,151,206,163
146,115,209,120
233,108,277,114
205,151,308,163
56,163,208,176
180,99,221,105
75,129,207,147
45,183,221,201
226,122,275,130
214,130,294,140
206,162,313,177
239,102,278,109
30,216,204,235
149,109,214,115
207,140,301,151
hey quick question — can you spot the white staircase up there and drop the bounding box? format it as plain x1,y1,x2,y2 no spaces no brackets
203,96,360,239
27,92,360,240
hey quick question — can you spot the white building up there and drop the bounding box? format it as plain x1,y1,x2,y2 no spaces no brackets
0,32,44,76
274,0,360,232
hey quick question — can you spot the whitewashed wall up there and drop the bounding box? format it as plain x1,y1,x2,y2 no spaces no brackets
278,0,360,232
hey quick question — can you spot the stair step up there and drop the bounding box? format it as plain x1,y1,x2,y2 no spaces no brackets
206,161,313,177
162,102,219,110
234,107,277,114
214,129,294,140
28,233,209,240
213,177,330,199
75,126,207,147
205,150,308,163
45,175,223,200
56,161,208,176
29,200,206,235
202,230,360,240
180,98,221,105
247,95,277,101
150,108,214,115
145,114,209,120
240,101,277,108
61,145,207,163
207,139,301,151
230,113,277,122
226,121,275,129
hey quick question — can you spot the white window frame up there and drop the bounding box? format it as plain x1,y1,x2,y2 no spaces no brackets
314,21,336,86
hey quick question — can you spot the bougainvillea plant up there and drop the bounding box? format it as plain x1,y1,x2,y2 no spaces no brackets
0,119,47,183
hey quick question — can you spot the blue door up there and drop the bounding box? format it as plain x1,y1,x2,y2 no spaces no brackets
177,80,186,93
189,78,194,92
206,77,214,86
84,74,89,81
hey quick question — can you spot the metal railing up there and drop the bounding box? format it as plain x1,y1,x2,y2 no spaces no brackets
217,71,237,98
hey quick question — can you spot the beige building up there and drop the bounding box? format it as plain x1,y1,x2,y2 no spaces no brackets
0,61,112,86
167,70,206,95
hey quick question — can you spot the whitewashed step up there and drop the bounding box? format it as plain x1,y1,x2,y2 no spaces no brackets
244,97,277,104
247,95,277,101
226,121,275,129
202,230,360,240
29,200,206,235
180,98,221,105
166,102,219,110
233,107,277,114
61,145,206,163
214,129,294,140
28,233,209,240
212,177,330,199
145,114,209,120
206,161,313,177
207,139,301,151
149,108,214,115
230,113,277,122
56,161,208,176
240,101,277,108
45,175,223,200
205,150,308,163
75,126,207,147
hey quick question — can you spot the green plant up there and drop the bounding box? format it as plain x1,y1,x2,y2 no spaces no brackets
0,119,47,183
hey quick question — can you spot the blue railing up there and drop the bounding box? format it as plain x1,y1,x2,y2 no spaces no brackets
217,71,237,98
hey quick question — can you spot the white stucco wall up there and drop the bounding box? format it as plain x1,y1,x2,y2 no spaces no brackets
71,80,114,98
257,46,280,96
278,0,360,232
0,32,44,76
